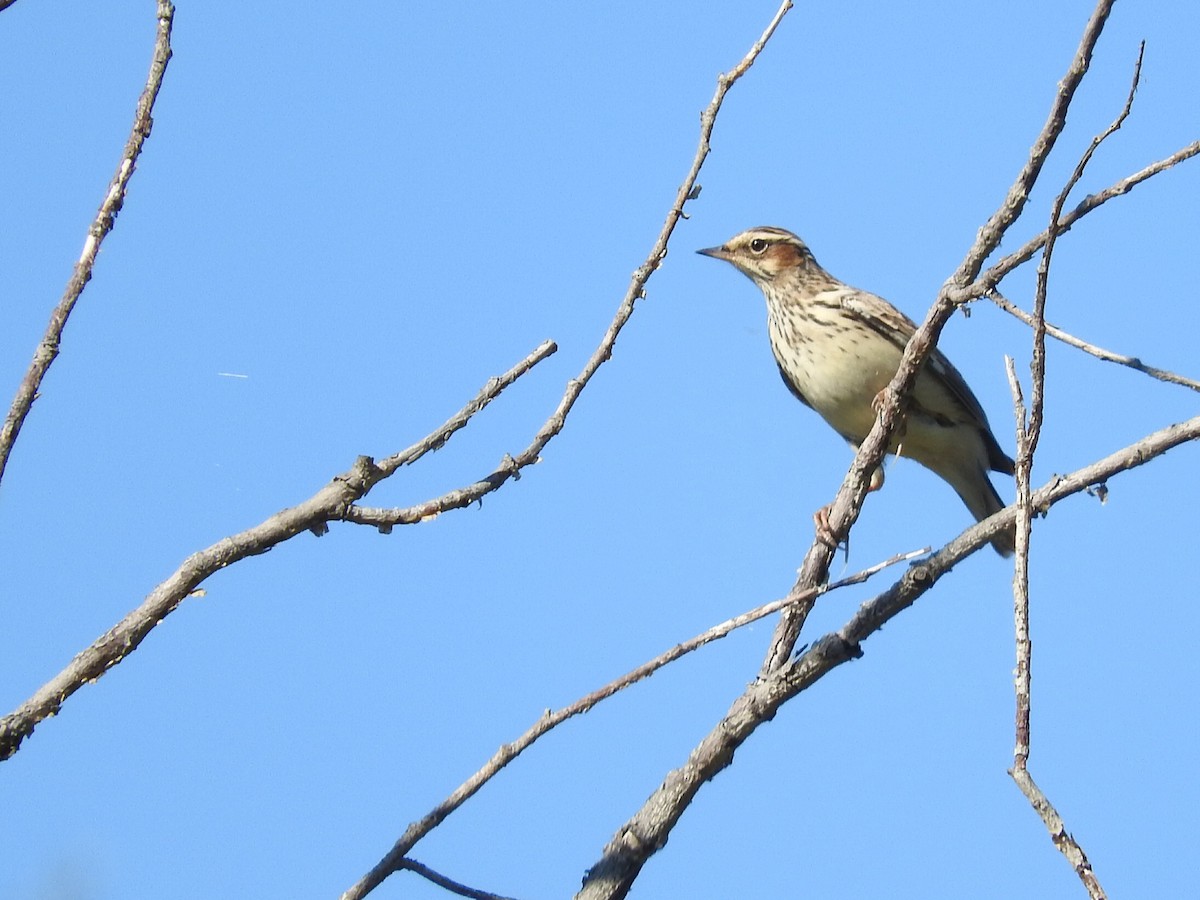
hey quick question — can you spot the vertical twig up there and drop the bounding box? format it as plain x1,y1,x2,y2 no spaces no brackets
1005,357,1033,771
1005,41,1144,900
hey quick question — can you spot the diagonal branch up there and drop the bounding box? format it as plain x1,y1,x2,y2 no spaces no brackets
336,7,799,897
988,289,1200,393
374,342,557,477
980,140,1200,290
396,859,518,900
0,1,175,487
0,341,556,762
965,1,1115,273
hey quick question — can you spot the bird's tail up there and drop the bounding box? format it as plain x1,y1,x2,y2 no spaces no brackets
953,467,1016,558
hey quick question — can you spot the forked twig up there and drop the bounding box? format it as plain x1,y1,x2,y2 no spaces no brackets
0,341,556,761
981,140,1200,288
342,1,794,534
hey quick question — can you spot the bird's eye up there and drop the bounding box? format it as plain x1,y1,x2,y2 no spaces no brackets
749,238,769,254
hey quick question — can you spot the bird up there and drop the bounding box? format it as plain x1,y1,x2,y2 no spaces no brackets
698,226,1016,557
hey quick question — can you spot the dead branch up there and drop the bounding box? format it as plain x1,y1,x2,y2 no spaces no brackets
0,1,175,486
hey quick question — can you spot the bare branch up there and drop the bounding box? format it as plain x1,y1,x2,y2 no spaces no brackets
0,1,175,487
989,290,1200,393
574,5,1197,896
578,410,1200,899
1010,769,1107,900
374,340,556,477
340,548,919,900
0,342,555,761
397,859,519,900
1005,358,1033,776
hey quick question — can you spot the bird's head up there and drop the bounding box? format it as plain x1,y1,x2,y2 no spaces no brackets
697,226,827,287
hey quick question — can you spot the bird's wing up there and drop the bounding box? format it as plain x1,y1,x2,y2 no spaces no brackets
774,360,813,410
838,289,999,432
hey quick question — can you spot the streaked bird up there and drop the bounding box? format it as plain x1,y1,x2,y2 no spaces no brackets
699,226,1016,556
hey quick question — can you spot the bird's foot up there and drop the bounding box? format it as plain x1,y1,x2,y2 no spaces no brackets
871,388,889,417
813,505,848,559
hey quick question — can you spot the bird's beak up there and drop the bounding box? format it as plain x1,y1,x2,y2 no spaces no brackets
697,245,731,261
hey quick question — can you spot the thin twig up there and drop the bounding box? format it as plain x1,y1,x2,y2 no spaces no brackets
988,290,1200,393
397,859,519,900
0,1,175,487
0,342,556,761
340,547,920,900
1029,42,1144,456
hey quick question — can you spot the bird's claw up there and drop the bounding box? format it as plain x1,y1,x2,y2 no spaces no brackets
813,505,849,560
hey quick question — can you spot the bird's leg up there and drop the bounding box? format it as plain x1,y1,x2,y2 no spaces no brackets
813,459,886,555
813,504,841,551
871,386,899,418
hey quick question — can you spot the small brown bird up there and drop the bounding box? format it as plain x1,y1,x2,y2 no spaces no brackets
699,226,1016,556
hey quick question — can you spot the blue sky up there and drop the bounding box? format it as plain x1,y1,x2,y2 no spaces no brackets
2,2,1198,898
